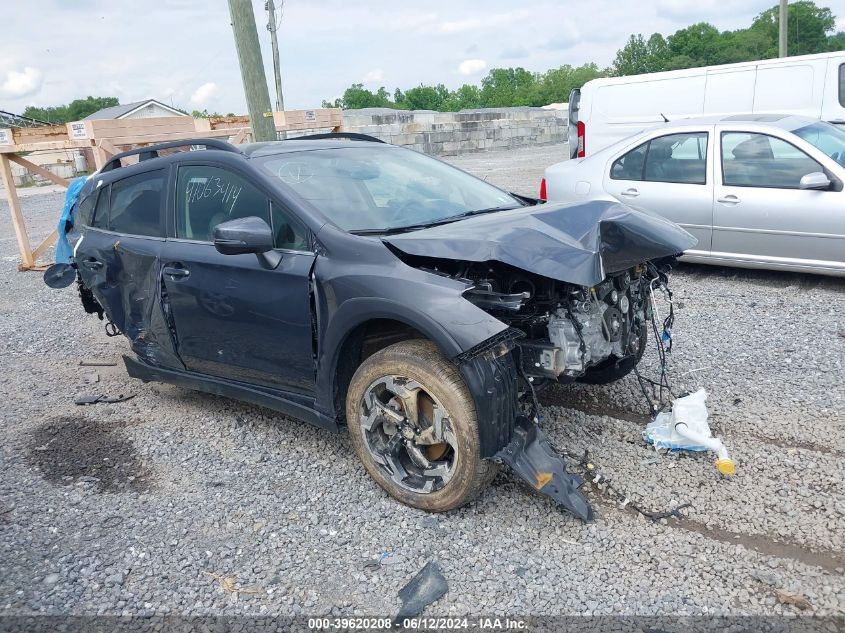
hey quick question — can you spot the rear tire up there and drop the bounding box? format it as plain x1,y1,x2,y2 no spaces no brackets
577,324,647,385
346,339,497,512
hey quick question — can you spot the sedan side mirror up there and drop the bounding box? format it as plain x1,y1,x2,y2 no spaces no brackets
799,172,831,190
213,216,281,269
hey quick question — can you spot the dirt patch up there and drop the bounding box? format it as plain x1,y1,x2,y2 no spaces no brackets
25,416,152,493
539,387,651,425
747,432,845,459
674,518,845,575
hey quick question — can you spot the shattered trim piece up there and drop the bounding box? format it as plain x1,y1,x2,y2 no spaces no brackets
495,416,594,522
396,561,449,620
454,327,524,363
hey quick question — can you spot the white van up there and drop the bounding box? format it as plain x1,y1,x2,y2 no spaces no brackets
569,51,845,158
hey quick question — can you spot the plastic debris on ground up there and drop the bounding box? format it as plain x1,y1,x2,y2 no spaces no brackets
644,389,711,451
74,393,136,405
396,561,448,619
643,389,735,475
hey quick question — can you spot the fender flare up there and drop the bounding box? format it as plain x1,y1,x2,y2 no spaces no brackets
314,297,463,418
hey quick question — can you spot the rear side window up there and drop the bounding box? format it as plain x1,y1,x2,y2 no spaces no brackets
612,132,707,184
108,170,165,237
76,191,97,226
176,165,270,242
91,186,110,230
610,141,648,181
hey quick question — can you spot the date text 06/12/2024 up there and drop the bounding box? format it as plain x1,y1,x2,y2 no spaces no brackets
307,617,527,630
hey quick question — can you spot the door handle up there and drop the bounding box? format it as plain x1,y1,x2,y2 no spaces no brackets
620,188,640,197
162,265,190,279
81,258,103,270
717,195,741,205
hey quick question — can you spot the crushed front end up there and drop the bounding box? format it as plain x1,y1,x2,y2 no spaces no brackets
413,257,676,521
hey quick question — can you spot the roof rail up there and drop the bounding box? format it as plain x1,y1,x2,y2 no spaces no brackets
99,138,242,173
287,132,385,144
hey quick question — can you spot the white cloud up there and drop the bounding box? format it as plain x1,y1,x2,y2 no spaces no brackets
363,68,385,83
457,59,487,76
190,82,218,106
438,10,530,34
0,66,42,99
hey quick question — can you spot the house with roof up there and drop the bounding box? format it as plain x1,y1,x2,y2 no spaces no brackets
84,99,187,120
5,99,189,186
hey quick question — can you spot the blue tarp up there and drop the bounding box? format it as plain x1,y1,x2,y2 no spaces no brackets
55,176,88,264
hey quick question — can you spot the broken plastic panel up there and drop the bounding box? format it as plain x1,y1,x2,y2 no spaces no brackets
396,561,449,620
495,416,594,522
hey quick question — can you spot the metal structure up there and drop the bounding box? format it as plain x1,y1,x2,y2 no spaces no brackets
0,110,49,128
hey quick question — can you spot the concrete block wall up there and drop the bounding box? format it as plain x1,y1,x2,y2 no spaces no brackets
338,107,568,155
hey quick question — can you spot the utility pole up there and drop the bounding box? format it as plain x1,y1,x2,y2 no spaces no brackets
267,0,285,112
779,0,788,58
228,0,276,142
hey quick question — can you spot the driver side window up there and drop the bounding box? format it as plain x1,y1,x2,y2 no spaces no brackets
721,132,824,189
176,165,270,241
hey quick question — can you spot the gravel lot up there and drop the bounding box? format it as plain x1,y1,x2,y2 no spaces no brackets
0,142,843,621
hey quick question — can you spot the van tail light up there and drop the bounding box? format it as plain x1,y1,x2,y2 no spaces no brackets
577,121,585,158
539,178,547,201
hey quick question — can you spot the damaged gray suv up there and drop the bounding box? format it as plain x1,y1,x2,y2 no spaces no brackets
50,134,695,521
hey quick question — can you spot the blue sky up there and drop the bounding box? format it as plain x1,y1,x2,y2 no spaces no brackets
3,0,842,115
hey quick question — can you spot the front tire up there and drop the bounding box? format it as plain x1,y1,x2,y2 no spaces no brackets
346,340,497,512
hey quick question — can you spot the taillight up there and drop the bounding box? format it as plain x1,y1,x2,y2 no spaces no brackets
539,178,547,201
577,121,585,158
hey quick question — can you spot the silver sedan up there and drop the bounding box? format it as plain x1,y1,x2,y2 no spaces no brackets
543,114,845,277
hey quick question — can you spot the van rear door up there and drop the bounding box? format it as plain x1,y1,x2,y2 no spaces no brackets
568,89,580,159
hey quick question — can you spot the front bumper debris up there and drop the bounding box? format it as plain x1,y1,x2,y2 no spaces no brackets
495,416,594,522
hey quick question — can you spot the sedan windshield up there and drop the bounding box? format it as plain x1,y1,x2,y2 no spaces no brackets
259,146,522,232
793,121,845,167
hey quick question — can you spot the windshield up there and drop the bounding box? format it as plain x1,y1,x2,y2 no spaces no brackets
259,146,521,232
793,121,845,167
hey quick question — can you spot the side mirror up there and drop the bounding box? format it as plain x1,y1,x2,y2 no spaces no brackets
213,216,281,269
799,172,831,190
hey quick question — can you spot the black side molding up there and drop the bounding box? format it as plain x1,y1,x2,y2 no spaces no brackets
122,355,337,432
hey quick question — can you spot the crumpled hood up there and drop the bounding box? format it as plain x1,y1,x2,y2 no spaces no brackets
384,199,697,287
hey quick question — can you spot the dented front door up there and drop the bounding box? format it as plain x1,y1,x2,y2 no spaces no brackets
159,241,317,394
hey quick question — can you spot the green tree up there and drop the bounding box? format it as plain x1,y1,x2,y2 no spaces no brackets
612,34,670,75
191,109,223,118
442,84,482,110
750,0,836,57
401,84,450,110
22,96,119,124
666,22,723,68
828,31,845,50
322,84,395,109
538,63,606,103
479,67,541,107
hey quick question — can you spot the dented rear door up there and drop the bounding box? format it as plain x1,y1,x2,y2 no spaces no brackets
74,169,182,368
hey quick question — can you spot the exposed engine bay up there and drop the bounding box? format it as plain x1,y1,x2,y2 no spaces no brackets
407,255,673,384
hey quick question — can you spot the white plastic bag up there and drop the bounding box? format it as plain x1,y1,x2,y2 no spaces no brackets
643,389,711,451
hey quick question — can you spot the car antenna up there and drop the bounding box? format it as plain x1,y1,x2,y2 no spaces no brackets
659,112,670,123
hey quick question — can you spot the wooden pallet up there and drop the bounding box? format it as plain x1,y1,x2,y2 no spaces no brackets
0,109,342,270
